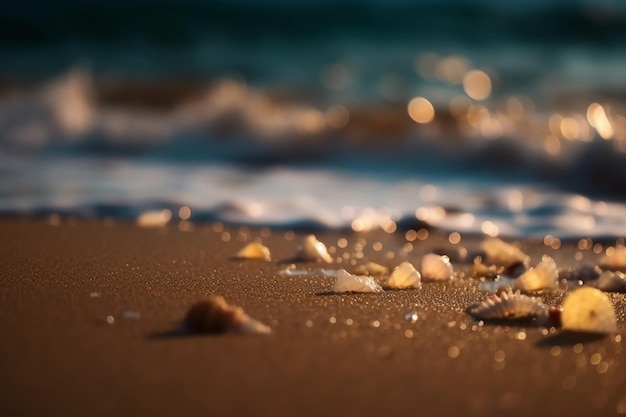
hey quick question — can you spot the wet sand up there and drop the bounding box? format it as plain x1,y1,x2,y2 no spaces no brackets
1,218,625,417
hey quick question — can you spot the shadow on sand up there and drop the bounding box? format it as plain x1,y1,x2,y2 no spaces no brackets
535,331,607,347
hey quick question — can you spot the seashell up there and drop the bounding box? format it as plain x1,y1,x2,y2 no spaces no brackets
354,262,389,277
295,234,333,263
469,289,548,322
481,238,530,267
561,287,617,334
333,269,383,293
137,209,172,228
386,262,422,289
598,245,626,271
421,253,453,281
235,242,271,261
183,296,271,335
591,271,626,293
512,255,558,293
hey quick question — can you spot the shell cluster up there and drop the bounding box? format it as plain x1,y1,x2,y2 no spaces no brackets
469,289,548,323
561,287,617,334
235,242,271,261
386,262,422,289
219,230,622,338
333,269,383,293
183,296,271,335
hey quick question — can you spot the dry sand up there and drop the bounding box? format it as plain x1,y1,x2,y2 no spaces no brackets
1,218,625,417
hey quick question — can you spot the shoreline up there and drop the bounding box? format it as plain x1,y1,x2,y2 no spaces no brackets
1,217,625,417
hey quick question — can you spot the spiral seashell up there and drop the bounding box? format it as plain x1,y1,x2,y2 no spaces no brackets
183,296,271,335
598,245,626,271
512,255,558,294
561,287,617,334
481,238,530,267
469,289,548,322
295,234,333,263
386,262,422,289
354,262,389,277
421,253,453,281
333,269,383,293
235,242,271,261
591,271,626,293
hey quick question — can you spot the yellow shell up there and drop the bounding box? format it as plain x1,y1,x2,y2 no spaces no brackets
236,242,271,261
561,287,617,334
513,255,558,293
386,262,422,289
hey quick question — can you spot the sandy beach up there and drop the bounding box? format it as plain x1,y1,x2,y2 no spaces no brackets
1,218,625,417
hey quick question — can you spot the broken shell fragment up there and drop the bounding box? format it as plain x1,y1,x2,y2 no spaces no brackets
354,262,389,277
513,255,558,294
598,245,626,271
481,238,530,267
235,242,271,261
183,296,271,335
386,262,422,289
561,287,617,334
295,234,333,263
469,289,548,323
591,271,626,293
421,253,453,281
333,269,383,293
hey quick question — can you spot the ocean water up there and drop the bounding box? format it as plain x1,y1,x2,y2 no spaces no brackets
1,0,626,238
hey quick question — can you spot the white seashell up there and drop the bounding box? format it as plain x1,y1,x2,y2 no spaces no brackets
599,245,626,271
561,287,617,334
386,262,422,289
295,234,333,263
183,296,271,335
421,253,453,281
512,255,558,293
481,238,530,267
137,209,172,228
354,262,389,277
469,290,547,322
235,242,271,261
333,269,383,293
591,271,626,293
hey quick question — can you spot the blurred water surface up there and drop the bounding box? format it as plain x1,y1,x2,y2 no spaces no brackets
1,0,626,237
